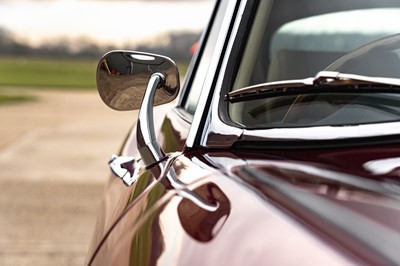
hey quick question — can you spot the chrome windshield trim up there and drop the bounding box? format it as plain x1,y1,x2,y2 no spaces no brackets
186,0,241,148
241,121,400,141
201,0,249,147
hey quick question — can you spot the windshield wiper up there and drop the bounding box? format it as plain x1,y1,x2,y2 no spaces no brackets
227,71,400,103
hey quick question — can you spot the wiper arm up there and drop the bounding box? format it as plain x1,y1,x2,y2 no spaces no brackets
227,71,400,103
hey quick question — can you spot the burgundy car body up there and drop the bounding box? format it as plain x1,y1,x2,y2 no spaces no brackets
86,0,400,265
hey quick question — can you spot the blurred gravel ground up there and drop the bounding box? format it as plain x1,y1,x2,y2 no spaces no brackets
0,181,102,266
0,88,134,266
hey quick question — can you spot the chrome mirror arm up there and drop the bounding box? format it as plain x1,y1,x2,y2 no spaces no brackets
137,73,166,167
107,69,218,212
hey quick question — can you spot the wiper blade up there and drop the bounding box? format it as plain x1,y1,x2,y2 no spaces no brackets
227,71,400,103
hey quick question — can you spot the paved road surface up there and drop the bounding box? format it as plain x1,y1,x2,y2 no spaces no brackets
0,88,135,265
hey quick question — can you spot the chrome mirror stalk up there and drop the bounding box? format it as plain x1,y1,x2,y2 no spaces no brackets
136,73,167,167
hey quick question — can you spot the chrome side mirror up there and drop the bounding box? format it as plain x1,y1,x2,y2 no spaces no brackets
97,50,180,111
96,51,218,212
96,50,180,168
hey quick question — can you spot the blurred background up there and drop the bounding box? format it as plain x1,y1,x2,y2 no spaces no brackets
0,0,213,265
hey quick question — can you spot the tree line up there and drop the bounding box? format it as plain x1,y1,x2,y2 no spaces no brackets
0,27,200,62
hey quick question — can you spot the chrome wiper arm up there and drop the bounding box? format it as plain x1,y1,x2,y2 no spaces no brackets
227,71,400,103
314,71,400,86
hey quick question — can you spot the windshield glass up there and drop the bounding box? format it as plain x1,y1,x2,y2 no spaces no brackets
230,0,400,128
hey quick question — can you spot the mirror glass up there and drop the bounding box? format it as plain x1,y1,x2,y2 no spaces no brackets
97,50,180,111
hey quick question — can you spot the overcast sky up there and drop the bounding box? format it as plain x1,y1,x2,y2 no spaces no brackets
0,0,214,46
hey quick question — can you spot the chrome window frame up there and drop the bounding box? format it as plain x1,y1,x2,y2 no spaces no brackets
185,0,245,148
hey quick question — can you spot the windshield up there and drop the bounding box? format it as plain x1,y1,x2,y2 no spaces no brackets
229,0,400,128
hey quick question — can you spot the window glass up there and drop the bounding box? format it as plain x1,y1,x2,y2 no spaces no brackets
229,0,400,128
183,0,229,114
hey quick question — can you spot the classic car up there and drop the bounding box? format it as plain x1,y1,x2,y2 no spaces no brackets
86,0,400,265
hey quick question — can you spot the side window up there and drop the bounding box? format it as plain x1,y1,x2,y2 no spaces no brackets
182,0,229,114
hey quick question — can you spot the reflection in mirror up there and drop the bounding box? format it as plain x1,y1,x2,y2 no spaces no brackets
97,50,180,111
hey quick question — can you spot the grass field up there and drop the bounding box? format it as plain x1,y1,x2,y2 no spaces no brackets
0,57,189,105
0,93,36,105
0,57,189,89
0,57,98,89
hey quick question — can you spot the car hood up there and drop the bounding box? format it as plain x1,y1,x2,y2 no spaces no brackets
202,146,400,264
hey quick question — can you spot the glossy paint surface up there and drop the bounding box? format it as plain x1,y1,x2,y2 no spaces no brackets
86,103,189,264
88,140,400,265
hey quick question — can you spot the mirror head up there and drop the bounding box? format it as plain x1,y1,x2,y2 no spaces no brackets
97,50,180,111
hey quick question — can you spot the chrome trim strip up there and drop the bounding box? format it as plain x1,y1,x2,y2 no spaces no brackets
241,121,400,141
186,0,240,148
